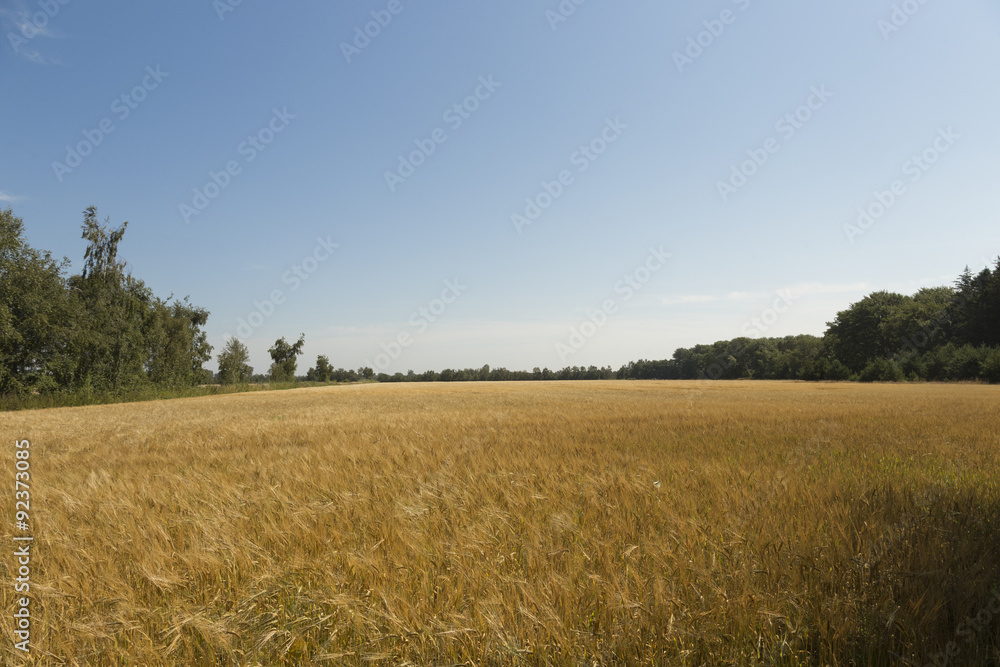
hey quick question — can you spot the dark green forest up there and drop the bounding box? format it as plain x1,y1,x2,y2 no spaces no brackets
2,206,998,410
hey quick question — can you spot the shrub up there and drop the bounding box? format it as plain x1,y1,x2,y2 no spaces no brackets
859,358,905,382
946,345,985,381
980,347,1000,384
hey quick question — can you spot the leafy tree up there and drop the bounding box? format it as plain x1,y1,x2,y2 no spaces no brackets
950,261,1000,347
268,334,305,382
217,337,253,384
0,208,77,394
67,207,153,392
981,348,1000,384
825,291,910,373
306,355,335,382
314,355,333,381
145,298,213,386
0,206,214,398
882,286,953,359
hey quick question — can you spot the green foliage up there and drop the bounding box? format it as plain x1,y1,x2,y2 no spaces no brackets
826,291,911,373
217,338,253,385
0,206,212,399
3,204,997,400
981,348,1000,384
268,334,305,382
950,261,1000,347
858,358,906,383
0,207,77,394
145,299,213,387
306,355,333,382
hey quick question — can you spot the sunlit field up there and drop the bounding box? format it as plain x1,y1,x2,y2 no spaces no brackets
3,381,1000,665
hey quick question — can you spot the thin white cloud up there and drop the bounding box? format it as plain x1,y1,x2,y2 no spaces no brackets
661,294,719,305
1,1,65,64
663,282,870,307
780,282,869,297
0,191,22,202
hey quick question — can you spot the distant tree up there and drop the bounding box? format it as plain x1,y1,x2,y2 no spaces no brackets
306,355,333,382
880,286,953,357
217,337,253,384
268,334,305,382
316,355,333,381
824,291,910,373
950,261,1000,347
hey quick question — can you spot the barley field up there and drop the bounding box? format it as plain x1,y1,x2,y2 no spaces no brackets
2,381,1000,665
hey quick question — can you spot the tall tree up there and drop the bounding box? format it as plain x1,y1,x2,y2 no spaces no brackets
950,260,1000,347
217,337,253,385
268,334,305,382
307,355,333,382
68,207,151,392
824,291,910,372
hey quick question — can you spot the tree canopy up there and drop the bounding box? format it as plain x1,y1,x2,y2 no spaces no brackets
0,206,212,396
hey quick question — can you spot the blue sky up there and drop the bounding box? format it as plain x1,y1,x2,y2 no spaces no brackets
2,0,999,374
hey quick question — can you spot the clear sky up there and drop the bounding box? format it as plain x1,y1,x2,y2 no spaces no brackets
3,0,999,374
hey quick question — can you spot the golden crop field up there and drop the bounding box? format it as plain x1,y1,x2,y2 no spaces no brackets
2,380,999,665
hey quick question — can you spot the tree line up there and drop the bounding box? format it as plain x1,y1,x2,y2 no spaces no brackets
616,261,999,383
376,260,1000,384
3,205,998,406
0,207,366,402
372,364,617,383
1,207,213,396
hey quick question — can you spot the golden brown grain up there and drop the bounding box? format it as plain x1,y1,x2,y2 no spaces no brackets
2,381,999,665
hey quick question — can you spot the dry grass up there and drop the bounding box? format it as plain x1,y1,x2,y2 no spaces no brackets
2,380,1000,665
